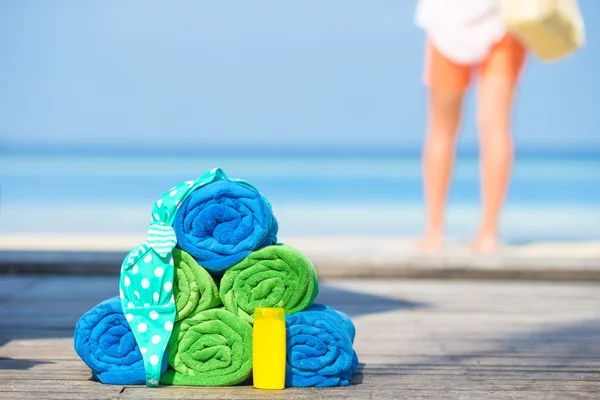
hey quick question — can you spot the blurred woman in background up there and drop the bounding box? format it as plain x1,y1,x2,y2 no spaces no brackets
415,0,527,252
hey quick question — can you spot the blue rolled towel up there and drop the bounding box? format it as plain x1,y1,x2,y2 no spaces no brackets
173,179,278,274
305,304,356,343
285,304,359,387
74,296,167,385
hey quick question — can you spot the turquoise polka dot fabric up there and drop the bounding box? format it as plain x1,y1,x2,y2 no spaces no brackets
119,244,175,386
119,168,267,387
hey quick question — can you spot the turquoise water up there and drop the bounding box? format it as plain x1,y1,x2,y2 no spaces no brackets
1,153,599,242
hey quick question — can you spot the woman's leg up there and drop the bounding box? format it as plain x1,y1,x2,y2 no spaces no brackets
418,39,470,250
473,77,516,251
418,89,465,249
472,35,526,252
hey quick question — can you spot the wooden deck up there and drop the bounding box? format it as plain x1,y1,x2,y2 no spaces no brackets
1,276,599,399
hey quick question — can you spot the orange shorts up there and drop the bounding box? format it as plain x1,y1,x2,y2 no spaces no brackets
424,34,527,93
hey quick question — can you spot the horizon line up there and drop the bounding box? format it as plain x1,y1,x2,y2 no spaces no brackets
2,144,599,159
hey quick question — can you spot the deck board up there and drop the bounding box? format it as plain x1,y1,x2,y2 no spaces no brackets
0,276,599,399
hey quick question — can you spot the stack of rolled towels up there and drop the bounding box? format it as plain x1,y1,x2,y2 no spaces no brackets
74,168,358,388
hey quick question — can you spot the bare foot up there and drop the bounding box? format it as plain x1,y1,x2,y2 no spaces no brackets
469,236,498,254
416,235,444,252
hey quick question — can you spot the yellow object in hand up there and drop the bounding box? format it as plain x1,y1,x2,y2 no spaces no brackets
253,307,286,390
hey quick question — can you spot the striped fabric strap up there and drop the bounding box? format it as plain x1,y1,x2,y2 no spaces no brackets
147,224,177,258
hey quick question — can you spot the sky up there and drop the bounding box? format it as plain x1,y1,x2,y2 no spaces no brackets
0,0,599,154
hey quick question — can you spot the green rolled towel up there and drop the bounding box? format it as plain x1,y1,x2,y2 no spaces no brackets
173,248,221,321
160,308,252,386
220,244,319,324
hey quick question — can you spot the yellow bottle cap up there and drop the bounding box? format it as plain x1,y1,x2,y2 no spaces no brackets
254,307,285,321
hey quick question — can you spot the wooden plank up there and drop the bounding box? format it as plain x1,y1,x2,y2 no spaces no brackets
0,391,123,400
2,356,599,370
119,388,600,400
0,368,598,383
0,379,118,392
1,378,599,393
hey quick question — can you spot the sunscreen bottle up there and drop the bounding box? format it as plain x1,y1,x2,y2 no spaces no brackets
253,307,286,389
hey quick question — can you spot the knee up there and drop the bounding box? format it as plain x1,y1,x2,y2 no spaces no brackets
428,110,462,141
477,113,510,138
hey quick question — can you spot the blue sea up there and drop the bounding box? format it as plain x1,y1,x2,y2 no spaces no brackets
1,151,599,242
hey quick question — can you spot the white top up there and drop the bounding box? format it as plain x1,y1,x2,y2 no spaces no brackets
415,0,506,64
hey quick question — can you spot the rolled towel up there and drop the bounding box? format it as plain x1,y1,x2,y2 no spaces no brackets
160,308,253,386
73,297,167,385
285,304,359,387
304,303,356,343
220,244,319,324
173,248,221,321
173,179,278,274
